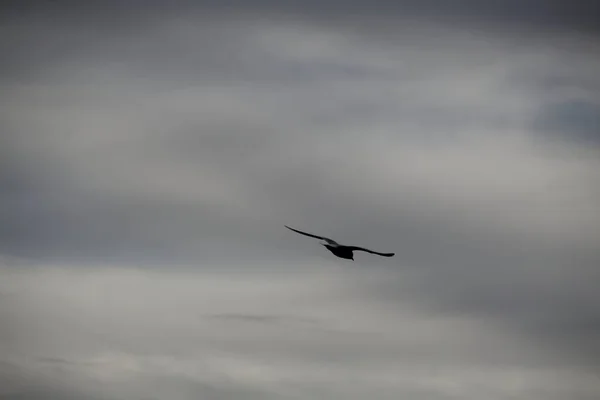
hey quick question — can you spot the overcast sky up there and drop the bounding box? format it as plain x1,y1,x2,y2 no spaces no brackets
2,1,600,399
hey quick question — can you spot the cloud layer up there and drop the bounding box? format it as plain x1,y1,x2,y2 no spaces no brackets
2,264,599,400
2,2,599,399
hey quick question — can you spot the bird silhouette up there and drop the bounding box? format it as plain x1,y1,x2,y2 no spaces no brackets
285,225,394,260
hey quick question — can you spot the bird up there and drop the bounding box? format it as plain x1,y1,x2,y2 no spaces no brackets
285,225,394,260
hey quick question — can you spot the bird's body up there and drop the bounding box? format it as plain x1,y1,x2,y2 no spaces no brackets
323,244,355,260
285,225,394,260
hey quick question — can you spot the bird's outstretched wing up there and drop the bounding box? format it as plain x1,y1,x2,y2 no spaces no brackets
347,246,395,257
284,226,337,245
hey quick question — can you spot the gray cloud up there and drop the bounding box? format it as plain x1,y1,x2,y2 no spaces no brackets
1,4,600,399
534,99,600,144
2,0,599,34
2,264,599,399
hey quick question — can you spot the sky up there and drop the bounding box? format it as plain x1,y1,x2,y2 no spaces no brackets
1,1,600,399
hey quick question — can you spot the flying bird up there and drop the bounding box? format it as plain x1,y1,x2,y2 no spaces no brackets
285,225,394,260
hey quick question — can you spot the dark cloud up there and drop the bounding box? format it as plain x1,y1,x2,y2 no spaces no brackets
2,0,599,34
534,100,600,144
204,313,322,327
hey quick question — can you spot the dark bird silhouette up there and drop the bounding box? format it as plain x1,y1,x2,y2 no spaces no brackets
285,225,394,260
